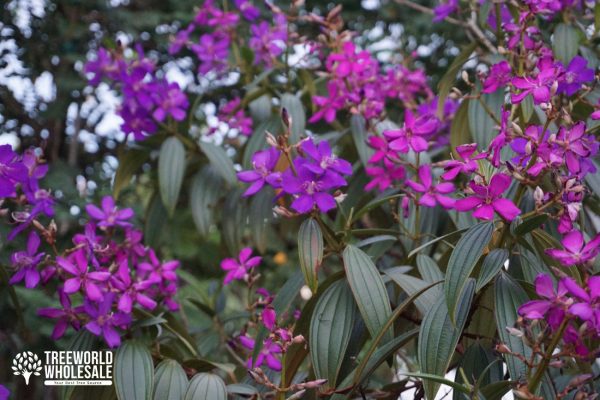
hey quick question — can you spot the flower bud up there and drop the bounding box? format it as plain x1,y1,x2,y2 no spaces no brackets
266,131,278,148
304,379,328,389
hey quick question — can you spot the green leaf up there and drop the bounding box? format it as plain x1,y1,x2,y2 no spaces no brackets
249,187,274,253
189,166,223,237
113,148,148,200
476,248,509,292
145,194,168,248
298,218,323,294
468,89,504,149
242,116,282,169
350,114,374,166
494,272,529,381
158,137,186,216
513,213,549,236
404,373,471,396
553,23,580,64
153,359,188,400
226,384,258,396
310,280,357,390
248,94,271,121
184,373,227,400
198,141,237,186
114,341,154,400
280,93,306,143
418,279,475,400
479,381,512,400
384,268,439,315
222,188,246,254
342,245,393,343
450,101,472,158
437,42,478,117
445,222,493,322
453,343,502,400
416,254,444,297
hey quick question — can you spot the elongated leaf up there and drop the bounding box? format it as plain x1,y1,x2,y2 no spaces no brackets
553,23,580,64
189,166,223,237
145,194,168,248
419,279,475,400
494,273,529,381
222,188,246,254
437,42,478,117
198,141,237,186
453,343,502,400
153,359,188,400
342,245,392,343
476,248,509,292
350,114,374,166
243,116,282,168
280,93,305,143
248,94,271,121
384,268,439,315
310,280,357,390
298,218,323,294
158,137,186,216
114,341,154,400
113,148,148,199
417,254,444,297
445,222,494,322
468,88,504,149
404,373,470,395
513,213,549,236
226,384,258,396
249,187,274,253
450,101,472,158
184,373,227,400
480,380,512,400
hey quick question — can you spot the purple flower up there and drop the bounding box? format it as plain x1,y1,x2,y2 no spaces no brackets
237,148,282,196
518,274,567,330
281,160,347,214
86,196,134,228
137,249,179,284
38,290,82,340
112,260,157,313
191,32,230,74
454,173,521,221
433,0,458,22
365,159,405,192
239,335,283,371
300,139,353,178
235,0,260,20
308,81,345,124
552,122,595,174
0,384,9,400
58,250,111,301
511,57,562,105
441,143,482,180
0,144,27,198
84,293,131,348
546,230,600,267
406,165,455,209
261,306,276,331
169,24,194,55
249,14,287,67
558,56,595,96
152,82,189,122
482,61,512,94
9,231,45,288
383,110,437,153
215,97,253,136
220,247,261,285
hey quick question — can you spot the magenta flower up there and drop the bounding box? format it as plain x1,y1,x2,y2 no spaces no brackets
216,97,253,136
433,0,458,22
191,32,230,75
546,230,600,267
441,143,482,180
168,24,194,55
553,122,595,173
406,165,455,209
9,231,45,288
249,14,287,67
365,160,405,192
237,148,282,196
38,290,82,340
300,139,353,178
152,82,189,122
482,61,512,94
261,306,276,331
0,384,9,400
308,81,345,124
558,56,595,97
454,173,521,221
0,144,27,198
137,249,179,284
383,110,437,153
518,274,568,330
239,335,283,371
86,196,134,228
281,160,347,214
511,57,562,104
113,261,157,313
58,250,111,301
234,0,260,20
84,293,131,348
221,248,261,285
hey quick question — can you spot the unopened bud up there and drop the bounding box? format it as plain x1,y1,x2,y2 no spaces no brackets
273,205,295,218
461,70,470,85
286,389,307,400
506,327,524,337
534,186,544,204
303,379,327,389
281,107,291,129
292,335,305,344
248,369,266,385
266,131,278,148
496,343,512,354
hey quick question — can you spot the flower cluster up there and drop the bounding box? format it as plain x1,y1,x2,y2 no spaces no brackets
238,137,352,214
85,46,189,141
2,147,181,348
310,42,432,124
519,273,600,357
